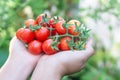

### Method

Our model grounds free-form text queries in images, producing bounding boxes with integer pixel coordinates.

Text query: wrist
[31,57,63,80]
[0,56,37,80]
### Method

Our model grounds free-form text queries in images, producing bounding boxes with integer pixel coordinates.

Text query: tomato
[59,37,72,51]
[55,21,66,35]
[48,18,57,35]
[16,28,35,43]
[48,16,66,35]
[28,40,42,55]
[24,19,36,28]
[35,27,50,42]
[68,20,80,36]
[47,19,56,35]
[36,14,44,25]
[36,14,50,26]
[42,39,57,55]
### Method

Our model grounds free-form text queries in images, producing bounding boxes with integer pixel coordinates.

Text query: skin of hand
[0,36,41,80]
[31,40,94,80]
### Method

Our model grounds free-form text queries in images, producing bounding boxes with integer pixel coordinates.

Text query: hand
[31,40,94,80]
[0,36,41,80]
[9,36,41,63]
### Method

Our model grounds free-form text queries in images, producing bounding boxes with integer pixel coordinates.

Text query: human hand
[0,36,41,80]
[9,36,41,63]
[31,40,94,80]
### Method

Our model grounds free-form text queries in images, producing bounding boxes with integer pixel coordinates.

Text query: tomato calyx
[51,34,60,51]
[41,14,49,23]
[29,25,41,31]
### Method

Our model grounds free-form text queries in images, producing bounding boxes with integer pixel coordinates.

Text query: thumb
[9,36,27,53]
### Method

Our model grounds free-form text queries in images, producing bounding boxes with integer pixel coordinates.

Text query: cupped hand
[0,36,42,80]
[9,36,41,63]
[31,40,94,80]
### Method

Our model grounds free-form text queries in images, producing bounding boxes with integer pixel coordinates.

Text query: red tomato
[60,37,72,51]
[68,20,80,36]
[36,14,44,25]
[28,40,42,55]
[55,21,66,35]
[48,18,55,27]
[16,28,35,43]
[35,27,50,42]
[36,14,50,26]
[48,16,65,35]
[24,19,36,28]
[49,16,65,24]
[42,39,57,55]
[48,18,57,35]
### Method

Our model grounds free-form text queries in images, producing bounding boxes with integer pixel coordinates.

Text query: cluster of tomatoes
[16,14,90,55]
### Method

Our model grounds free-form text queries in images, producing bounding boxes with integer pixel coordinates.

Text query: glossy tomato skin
[55,21,66,35]
[42,39,57,55]
[68,20,80,36]
[36,14,50,26]
[48,16,65,35]
[28,40,42,55]
[36,14,43,25]
[24,19,36,28]
[48,18,57,35]
[35,27,50,42]
[60,37,72,51]
[16,28,35,43]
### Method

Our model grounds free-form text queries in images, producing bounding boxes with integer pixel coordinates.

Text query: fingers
[9,36,27,53]
[55,39,94,60]
[85,39,94,57]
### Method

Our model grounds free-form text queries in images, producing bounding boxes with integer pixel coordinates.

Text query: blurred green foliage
[0,0,120,80]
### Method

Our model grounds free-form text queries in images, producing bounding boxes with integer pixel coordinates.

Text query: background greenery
[0,0,120,80]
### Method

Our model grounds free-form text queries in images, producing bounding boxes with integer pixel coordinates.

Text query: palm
[9,37,41,63]
[39,41,94,75]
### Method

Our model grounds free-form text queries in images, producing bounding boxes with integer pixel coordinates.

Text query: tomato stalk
[51,34,59,51]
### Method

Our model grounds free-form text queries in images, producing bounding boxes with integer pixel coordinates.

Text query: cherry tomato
[42,39,57,55]
[36,14,50,26]
[28,40,42,55]
[36,14,44,25]
[24,19,36,28]
[59,37,72,51]
[16,28,35,43]
[48,16,66,35]
[35,27,50,42]
[55,21,66,35]
[48,18,57,35]
[68,20,80,36]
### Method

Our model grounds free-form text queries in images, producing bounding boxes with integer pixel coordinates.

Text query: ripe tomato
[36,14,44,25]
[68,20,80,36]
[59,37,72,51]
[42,39,57,55]
[16,28,35,43]
[24,19,36,28]
[36,14,50,26]
[55,21,66,35]
[35,27,50,42]
[48,16,65,35]
[28,40,42,55]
